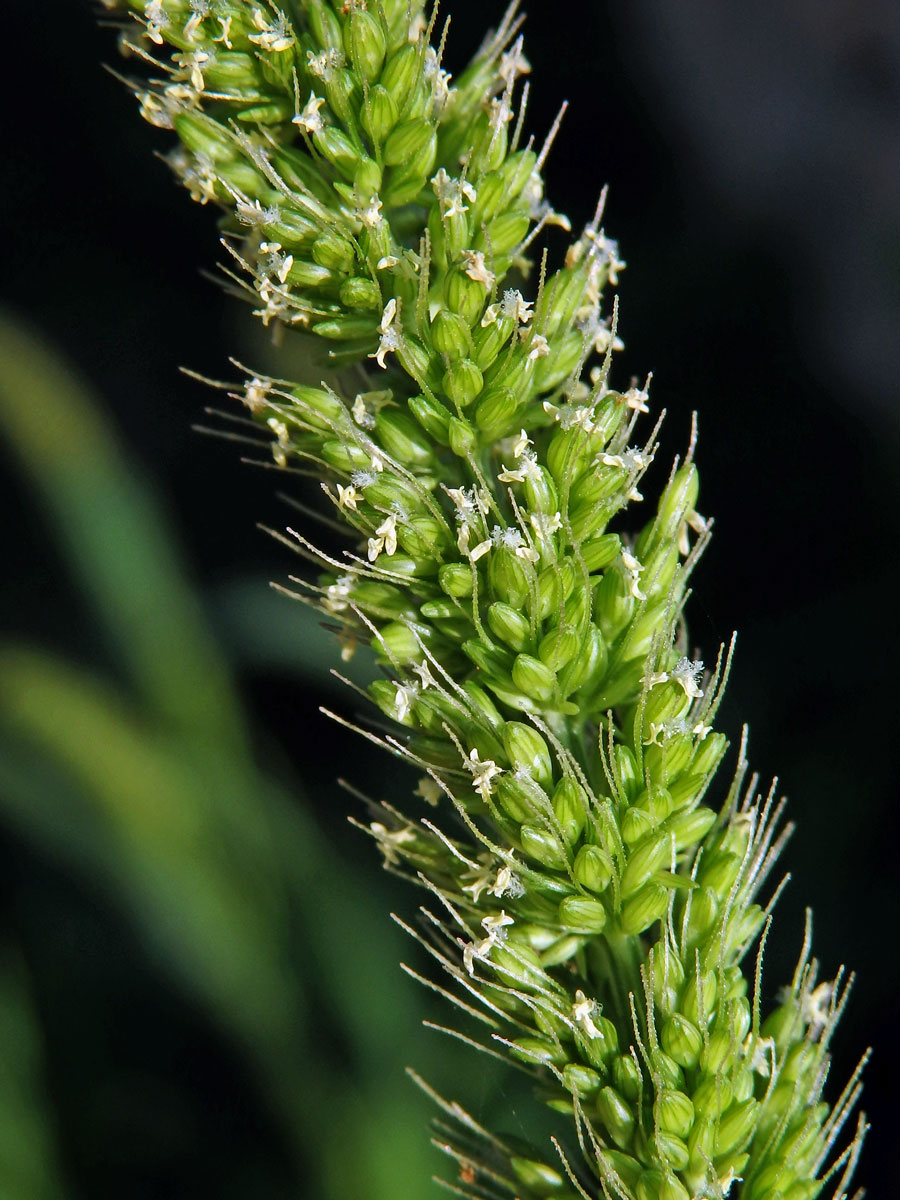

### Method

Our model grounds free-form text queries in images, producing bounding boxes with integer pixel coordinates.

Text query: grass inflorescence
[101,3,868,1197]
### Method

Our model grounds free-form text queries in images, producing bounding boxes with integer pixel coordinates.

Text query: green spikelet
[102,3,868,1197]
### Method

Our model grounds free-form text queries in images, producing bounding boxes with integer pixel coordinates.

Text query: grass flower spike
[102,2,868,1197]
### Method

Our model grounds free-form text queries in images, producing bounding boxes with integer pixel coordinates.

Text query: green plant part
[102,2,868,1197]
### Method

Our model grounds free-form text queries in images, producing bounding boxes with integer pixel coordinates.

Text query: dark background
[1,1,897,1195]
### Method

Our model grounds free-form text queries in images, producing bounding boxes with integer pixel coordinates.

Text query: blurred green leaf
[212,576,379,688]
[0,314,440,1199]
[0,646,300,1047]
[0,312,243,745]
[0,644,437,1197]
[0,951,66,1200]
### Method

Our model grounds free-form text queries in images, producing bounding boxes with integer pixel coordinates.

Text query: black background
[1,1,898,1194]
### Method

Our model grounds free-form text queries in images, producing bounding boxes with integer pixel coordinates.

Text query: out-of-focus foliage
[0,315,439,1199]
[0,951,65,1200]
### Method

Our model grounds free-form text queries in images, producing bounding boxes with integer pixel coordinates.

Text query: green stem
[589,927,645,1028]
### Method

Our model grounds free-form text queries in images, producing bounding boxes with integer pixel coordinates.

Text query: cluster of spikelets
[104,2,868,1197]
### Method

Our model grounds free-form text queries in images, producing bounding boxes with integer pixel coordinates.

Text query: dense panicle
[104,3,866,1197]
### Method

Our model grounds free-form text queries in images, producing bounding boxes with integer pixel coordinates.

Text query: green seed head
[107,2,866,1196]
